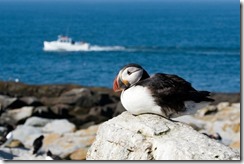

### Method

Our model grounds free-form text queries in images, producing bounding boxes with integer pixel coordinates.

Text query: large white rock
[24,116,53,127]
[86,112,240,160]
[176,102,240,151]
[3,106,33,124]
[42,119,76,135]
[12,125,42,149]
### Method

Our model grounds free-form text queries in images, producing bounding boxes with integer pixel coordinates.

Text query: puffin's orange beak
[113,75,129,92]
[113,76,120,92]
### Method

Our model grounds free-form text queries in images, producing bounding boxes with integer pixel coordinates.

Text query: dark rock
[33,106,50,115]
[1,80,239,132]
[20,97,43,107]
[32,106,64,119]
[98,93,115,106]
[113,101,126,117]
[0,149,16,160]
[60,88,94,106]
[69,114,107,128]
[0,106,4,117]
[210,93,240,105]
[0,95,27,110]
[50,104,72,116]
[24,117,53,127]
[0,81,81,98]
[75,91,99,108]
[203,106,218,116]
[89,103,117,118]
[40,97,59,107]
[0,81,118,99]
[1,107,34,125]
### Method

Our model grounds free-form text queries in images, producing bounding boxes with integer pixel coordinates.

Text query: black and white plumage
[113,63,214,118]
[32,135,44,155]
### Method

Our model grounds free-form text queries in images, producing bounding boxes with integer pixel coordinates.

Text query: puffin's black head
[113,63,150,92]
[35,135,44,141]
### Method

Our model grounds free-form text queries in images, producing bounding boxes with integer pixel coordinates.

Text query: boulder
[12,125,42,148]
[19,97,43,107]
[69,148,88,160]
[0,147,48,160]
[1,107,34,124]
[87,112,240,160]
[55,88,94,106]
[176,102,240,151]
[210,93,240,105]
[40,124,98,159]
[42,125,98,159]
[113,101,126,117]
[0,95,27,110]
[32,106,55,118]
[50,104,72,116]
[0,147,30,160]
[24,117,53,127]
[42,119,76,135]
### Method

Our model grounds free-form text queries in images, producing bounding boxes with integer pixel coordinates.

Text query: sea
[0,0,240,93]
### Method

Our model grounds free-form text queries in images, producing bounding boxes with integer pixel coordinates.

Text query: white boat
[43,35,90,51]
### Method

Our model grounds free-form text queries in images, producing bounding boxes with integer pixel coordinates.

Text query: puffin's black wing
[136,73,214,112]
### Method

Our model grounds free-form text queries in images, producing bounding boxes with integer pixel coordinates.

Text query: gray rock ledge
[86,112,240,160]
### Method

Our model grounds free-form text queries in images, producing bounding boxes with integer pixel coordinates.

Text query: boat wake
[43,35,126,52]
[43,44,126,52]
[43,36,238,55]
[86,45,126,51]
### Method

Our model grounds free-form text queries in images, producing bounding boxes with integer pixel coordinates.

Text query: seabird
[32,135,44,155]
[113,63,214,118]
[46,150,62,160]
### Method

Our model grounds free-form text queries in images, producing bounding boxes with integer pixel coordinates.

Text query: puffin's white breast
[121,86,163,116]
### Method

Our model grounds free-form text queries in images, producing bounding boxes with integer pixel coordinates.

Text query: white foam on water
[88,45,126,51]
[43,43,126,52]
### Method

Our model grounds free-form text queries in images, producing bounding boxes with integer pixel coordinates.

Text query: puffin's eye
[127,70,132,75]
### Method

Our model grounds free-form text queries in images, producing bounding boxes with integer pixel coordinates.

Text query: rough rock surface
[0,81,122,128]
[0,81,240,160]
[0,123,99,160]
[42,119,76,135]
[0,147,47,160]
[2,107,34,124]
[175,102,240,151]
[86,112,240,160]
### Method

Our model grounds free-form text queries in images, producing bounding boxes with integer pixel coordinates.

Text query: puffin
[32,135,44,155]
[113,63,214,118]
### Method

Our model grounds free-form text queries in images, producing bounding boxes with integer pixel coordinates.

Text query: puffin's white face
[113,65,144,92]
[120,66,143,86]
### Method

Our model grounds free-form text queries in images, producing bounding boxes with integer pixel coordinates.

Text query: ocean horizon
[0,0,240,93]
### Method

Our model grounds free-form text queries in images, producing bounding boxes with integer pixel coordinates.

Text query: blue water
[0,0,240,92]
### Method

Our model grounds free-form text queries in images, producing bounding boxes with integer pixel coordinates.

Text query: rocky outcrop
[0,116,99,160]
[86,112,240,160]
[0,81,122,128]
[0,147,47,160]
[0,81,241,160]
[175,102,240,152]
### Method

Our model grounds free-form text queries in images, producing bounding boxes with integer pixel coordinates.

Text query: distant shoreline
[0,80,240,105]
